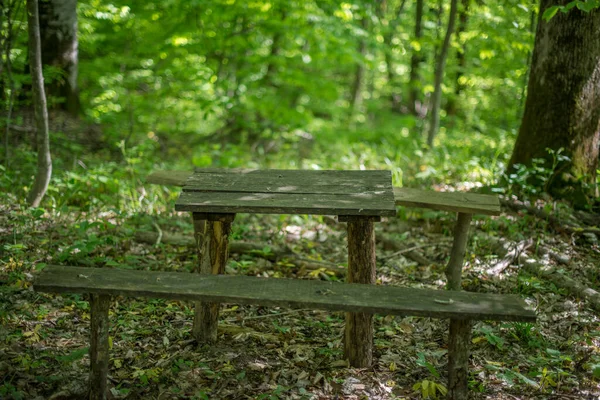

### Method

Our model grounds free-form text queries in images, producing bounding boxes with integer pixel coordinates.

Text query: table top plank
[175,191,397,216]
[185,169,391,195]
[177,169,396,216]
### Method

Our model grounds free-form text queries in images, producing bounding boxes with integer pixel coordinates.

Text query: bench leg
[343,216,377,368]
[445,212,473,399]
[89,294,110,400]
[447,320,471,400]
[192,212,234,343]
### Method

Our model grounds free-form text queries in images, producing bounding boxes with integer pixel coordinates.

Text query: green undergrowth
[1,119,599,399]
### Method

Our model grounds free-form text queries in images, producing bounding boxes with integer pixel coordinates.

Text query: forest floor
[1,190,599,400]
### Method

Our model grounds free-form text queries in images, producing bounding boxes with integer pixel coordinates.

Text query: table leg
[192,212,235,343]
[341,215,378,368]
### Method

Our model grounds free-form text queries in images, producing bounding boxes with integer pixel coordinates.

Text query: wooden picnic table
[174,168,397,367]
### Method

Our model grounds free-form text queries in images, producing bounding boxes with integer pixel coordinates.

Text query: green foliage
[412,379,448,399]
[473,325,505,350]
[503,148,571,198]
[543,1,600,21]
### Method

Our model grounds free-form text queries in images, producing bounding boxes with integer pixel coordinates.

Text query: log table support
[192,212,235,343]
[89,294,110,400]
[340,215,378,368]
[445,212,473,400]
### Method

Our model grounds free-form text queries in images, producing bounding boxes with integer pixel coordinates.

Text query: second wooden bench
[35,265,535,400]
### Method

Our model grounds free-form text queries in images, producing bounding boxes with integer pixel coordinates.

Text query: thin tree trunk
[349,15,369,116]
[408,0,424,116]
[427,0,459,147]
[447,0,469,116]
[380,0,408,112]
[509,1,600,207]
[38,0,79,116]
[518,8,538,120]
[26,0,52,207]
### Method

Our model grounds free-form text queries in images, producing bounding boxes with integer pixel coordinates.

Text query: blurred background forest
[2,0,555,199]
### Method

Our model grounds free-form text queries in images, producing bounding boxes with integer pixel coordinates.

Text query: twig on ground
[380,243,442,261]
[152,222,163,247]
[379,234,433,266]
[483,234,600,311]
[500,198,599,236]
[224,308,312,323]
[486,239,533,275]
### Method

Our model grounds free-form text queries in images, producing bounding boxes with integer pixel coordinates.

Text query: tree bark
[408,0,424,116]
[427,0,459,147]
[38,0,80,116]
[509,1,600,207]
[349,15,369,116]
[379,0,408,113]
[27,0,52,207]
[446,0,470,116]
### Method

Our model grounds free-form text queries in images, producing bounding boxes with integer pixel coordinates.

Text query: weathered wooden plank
[35,266,536,322]
[393,187,500,215]
[184,170,392,195]
[345,217,377,368]
[175,191,397,217]
[146,170,193,187]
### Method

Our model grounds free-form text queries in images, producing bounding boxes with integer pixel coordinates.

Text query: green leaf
[577,0,599,12]
[542,6,560,21]
[592,364,600,378]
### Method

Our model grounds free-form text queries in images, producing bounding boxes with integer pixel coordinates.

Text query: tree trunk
[349,15,369,116]
[446,0,469,116]
[38,0,80,116]
[408,0,424,116]
[427,0,459,147]
[27,0,52,208]
[508,1,600,207]
[380,0,408,113]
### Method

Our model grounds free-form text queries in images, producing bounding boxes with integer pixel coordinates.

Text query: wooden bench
[35,265,535,400]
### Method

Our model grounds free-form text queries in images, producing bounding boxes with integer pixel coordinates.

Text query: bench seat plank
[35,266,535,322]
[393,187,501,216]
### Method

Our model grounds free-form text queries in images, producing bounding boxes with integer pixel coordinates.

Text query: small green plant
[416,352,442,379]
[504,147,570,198]
[412,379,448,399]
[132,366,161,384]
[56,347,89,365]
[256,385,289,400]
[473,325,504,350]
[507,322,545,348]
